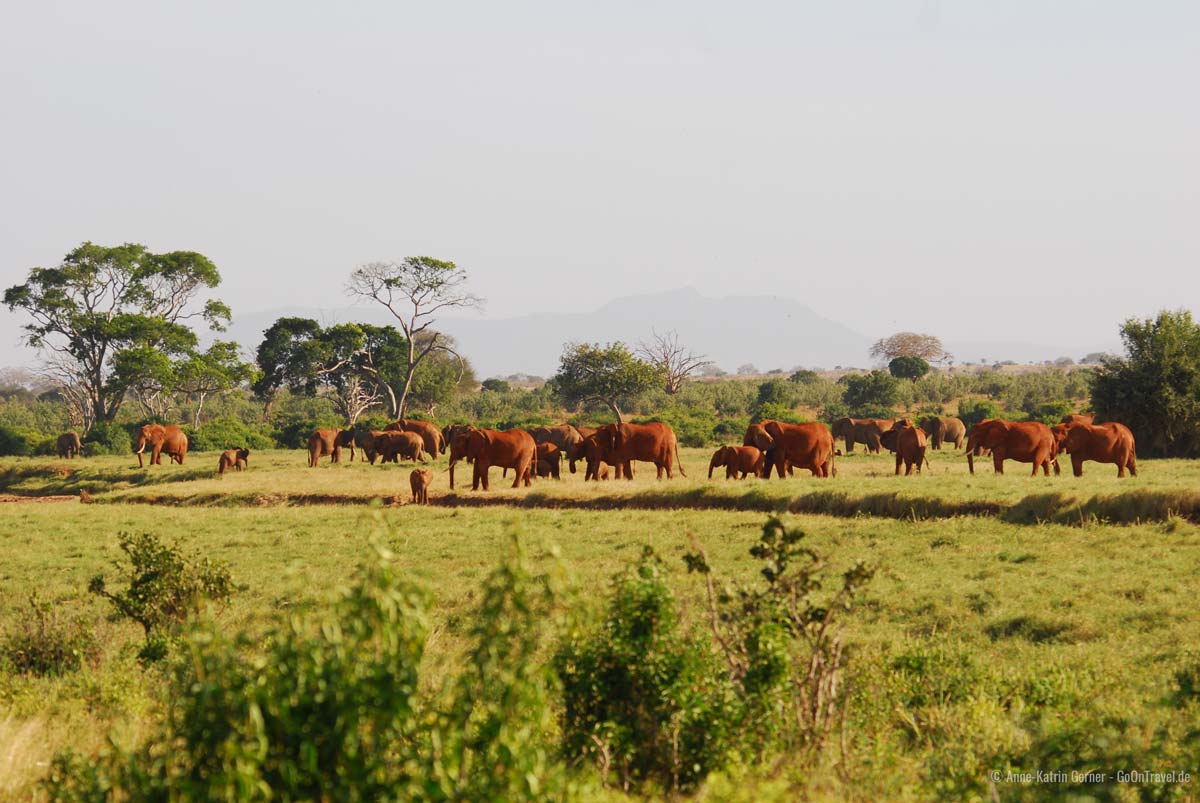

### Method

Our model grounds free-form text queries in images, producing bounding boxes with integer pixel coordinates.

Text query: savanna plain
[2,447,1199,802]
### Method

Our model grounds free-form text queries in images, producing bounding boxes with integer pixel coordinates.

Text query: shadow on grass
[0,462,215,497]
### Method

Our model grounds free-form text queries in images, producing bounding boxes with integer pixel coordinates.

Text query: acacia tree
[869,332,951,366]
[346,258,481,418]
[553,342,661,422]
[175,342,257,428]
[636,329,712,395]
[4,243,230,429]
[1090,309,1200,457]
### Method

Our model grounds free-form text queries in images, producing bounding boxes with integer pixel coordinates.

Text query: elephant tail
[674,439,686,477]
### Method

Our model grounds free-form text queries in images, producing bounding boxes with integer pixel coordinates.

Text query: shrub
[556,547,735,792]
[789,369,820,384]
[272,417,341,449]
[481,378,511,393]
[88,532,235,661]
[684,517,874,762]
[1,594,99,676]
[82,421,133,456]
[0,425,34,456]
[842,371,900,414]
[185,417,275,452]
[46,539,569,803]
[1023,400,1073,426]
[957,398,1000,429]
[752,402,806,425]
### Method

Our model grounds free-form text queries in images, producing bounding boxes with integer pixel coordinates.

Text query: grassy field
[2,448,1199,801]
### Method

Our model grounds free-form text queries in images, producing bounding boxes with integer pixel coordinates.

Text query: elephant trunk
[967,446,975,475]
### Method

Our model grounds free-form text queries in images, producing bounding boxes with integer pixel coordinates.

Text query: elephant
[410,468,433,504]
[591,422,685,480]
[760,421,835,478]
[573,425,599,439]
[966,419,1057,476]
[385,419,444,457]
[460,428,536,490]
[218,448,249,474]
[442,423,475,455]
[357,430,387,464]
[1061,413,1096,426]
[885,421,929,475]
[571,434,621,481]
[535,441,562,479]
[1053,422,1137,477]
[708,445,764,479]
[918,416,966,450]
[530,424,585,454]
[376,431,426,464]
[744,421,793,476]
[831,417,898,454]
[56,432,82,459]
[135,424,188,467]
[308,429,355,467]
[446,426,480,487]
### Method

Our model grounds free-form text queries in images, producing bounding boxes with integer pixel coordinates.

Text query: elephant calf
[410,468,433,504]
[535,442,562,479]
[708,445,764,479]
[218,448,250,474]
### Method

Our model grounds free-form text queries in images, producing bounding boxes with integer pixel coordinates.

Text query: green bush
[1023,400,1073,426]
[0,425,32,456]
[185,418,275,452]
[47,539,570,803]
[752,402,807,424]
[842,371,900,414]
[888,356,930,380]
[957,398,1000,429]
[1,594,99,676]
[88,532,235,662]
[556,547,735,792]
[82,421,133,456]
[272,417,341,449]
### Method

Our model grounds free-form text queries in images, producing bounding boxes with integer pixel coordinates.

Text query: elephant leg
[895,454,902,475]
[844,437,854,454]
[153,445,163,465]
[1127,457,1137,477]
[1072,455,1084,477]
[993,453,1004,474]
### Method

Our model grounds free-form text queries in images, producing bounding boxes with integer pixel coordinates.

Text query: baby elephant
[410,468,433,504]
[218,448,250,475]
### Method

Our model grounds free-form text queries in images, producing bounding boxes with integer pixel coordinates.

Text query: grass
[1,448,1199,800]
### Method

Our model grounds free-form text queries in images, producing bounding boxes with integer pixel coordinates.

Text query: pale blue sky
[2,1,1197,366]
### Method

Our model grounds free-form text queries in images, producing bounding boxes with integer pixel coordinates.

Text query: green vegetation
[1,450,1199,800]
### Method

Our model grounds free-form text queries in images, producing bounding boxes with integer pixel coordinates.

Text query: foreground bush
[0,594,99,676]
[88,532,235,662]
[47,539,571,802]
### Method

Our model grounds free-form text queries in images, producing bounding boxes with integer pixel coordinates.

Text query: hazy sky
[2,1,1197,366]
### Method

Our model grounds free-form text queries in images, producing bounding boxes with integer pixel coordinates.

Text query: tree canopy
[1090,309,1200,457]
[4,242,231,428]
[888,355,931,380]
[841,370,900,415]
[870,332,950,365]
[553,342,661,422]
[346,257,481,417]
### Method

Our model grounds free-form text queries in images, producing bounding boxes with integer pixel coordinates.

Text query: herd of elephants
[53,412,1138,500]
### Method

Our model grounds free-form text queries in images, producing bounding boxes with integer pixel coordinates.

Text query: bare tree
[636,329,713,395]
[328,374,382,426]
[346,257,482,417]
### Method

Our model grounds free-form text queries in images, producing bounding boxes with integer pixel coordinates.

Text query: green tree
[346,257,482,417]
[842,370,900,413]
[888,355,931,380]
[553,342,661,422]
[4,243,230,428]
[174,342,256,428]
[1090,309,1200,457]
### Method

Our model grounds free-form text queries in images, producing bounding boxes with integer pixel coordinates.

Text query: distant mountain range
[220,287,1119,379]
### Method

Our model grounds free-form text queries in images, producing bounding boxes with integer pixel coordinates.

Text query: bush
[1,594,99,676]
[481,378,511,393]
[752,402,806,425]
[789,369,820,384]
[47,538,569,803]
[185,417,275,452]
[1023,400,1073,426]
[0,425,32,456]
[957,398,1000,429]
[88,532,235,661]
[556,547,735,792]
[272,416,341,449]
[82,421,133,456]
[636,407,721,447]
[842,371,900,414]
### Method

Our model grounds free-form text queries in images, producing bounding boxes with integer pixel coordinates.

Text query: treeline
[0,366,1092,456]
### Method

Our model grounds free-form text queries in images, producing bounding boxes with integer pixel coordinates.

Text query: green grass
[2,448,1199,800]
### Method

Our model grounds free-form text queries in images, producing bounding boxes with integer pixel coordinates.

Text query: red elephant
[592,422,685,480]
[1053,421,1138,477]
[754,421,835,478]
[461,428,536,490]
[966,419,1057,476]
[135,424,188,467]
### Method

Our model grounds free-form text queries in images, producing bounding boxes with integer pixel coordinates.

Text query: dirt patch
[0,494,77,504]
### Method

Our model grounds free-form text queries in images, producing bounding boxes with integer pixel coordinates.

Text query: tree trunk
[193,393,207,429]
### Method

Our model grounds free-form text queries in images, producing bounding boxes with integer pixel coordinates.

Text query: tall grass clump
[0,595,98,677]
